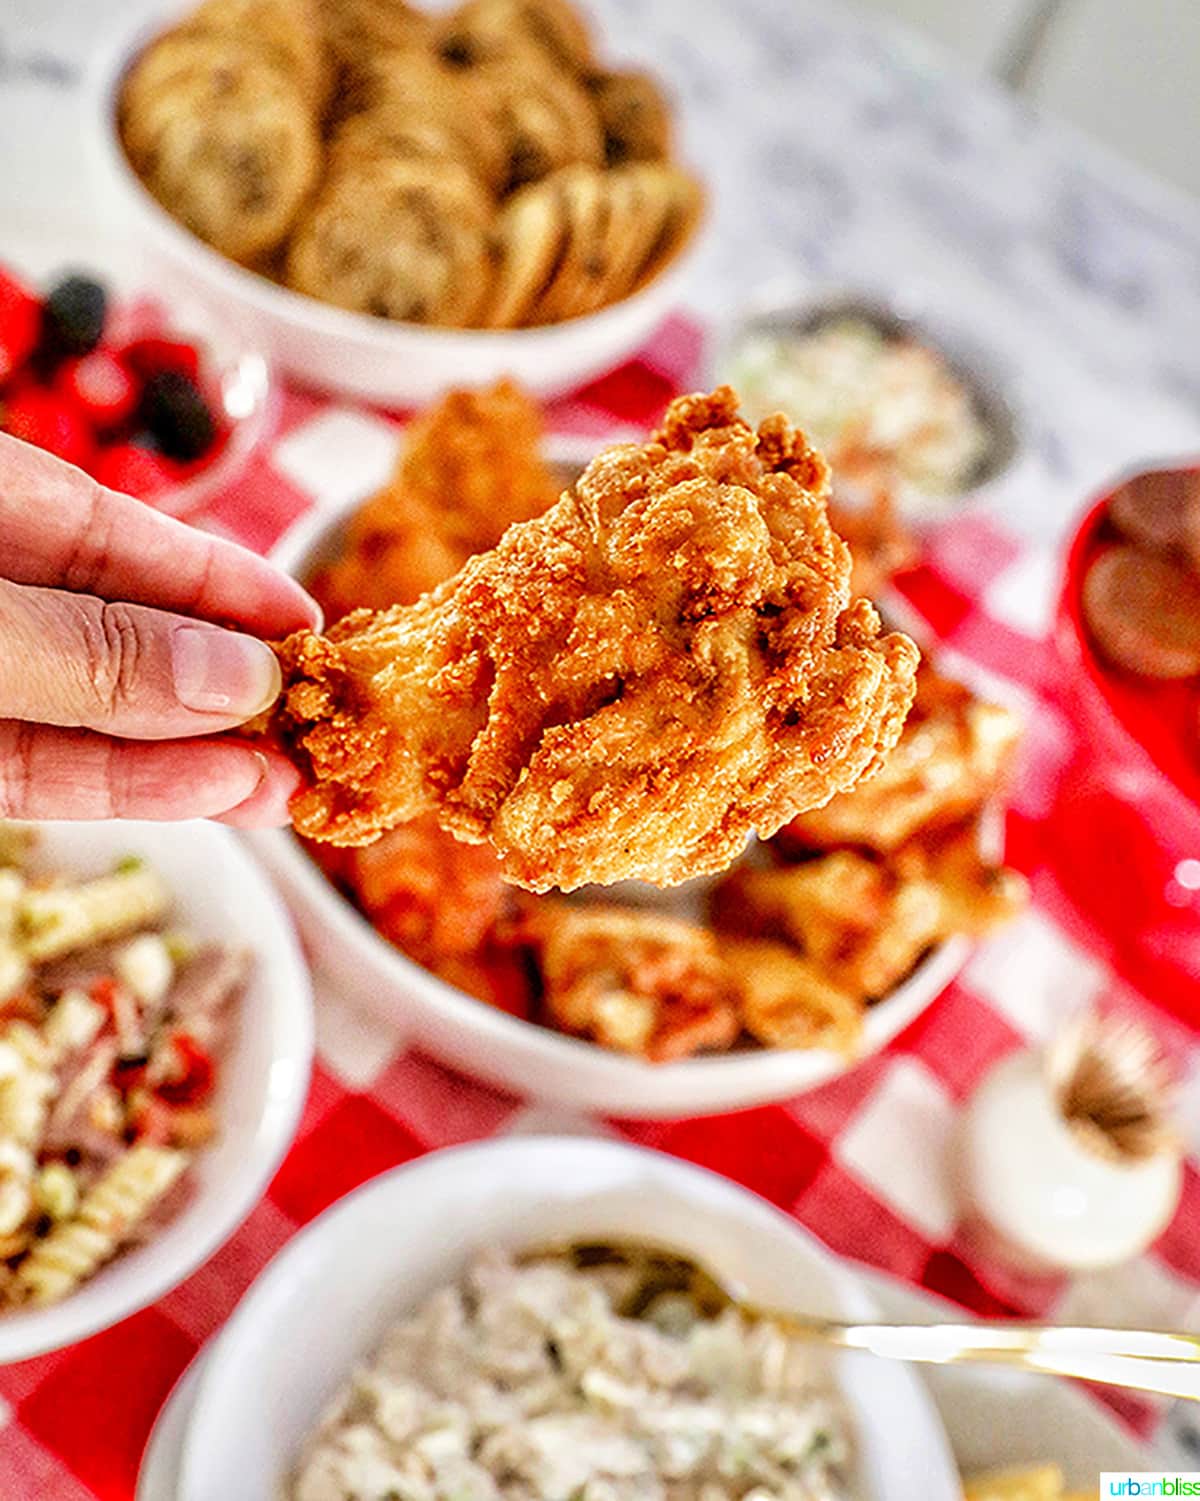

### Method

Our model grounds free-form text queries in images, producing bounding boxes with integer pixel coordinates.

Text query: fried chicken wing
[778,661,1021,855]
[269,388,920,891]
[313,380,562,620]
[521,901,739,1061]
[710,849,885,963]
[893,819,1029,938]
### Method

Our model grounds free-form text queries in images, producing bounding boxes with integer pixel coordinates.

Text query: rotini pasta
[14,1145,187,1306]
[0,868,29,1002]
[19,865,171,961]
[0,1023,54,1148]
[0,1141,34,1240]
[0,838,245,1310]
[40,989,105,1064]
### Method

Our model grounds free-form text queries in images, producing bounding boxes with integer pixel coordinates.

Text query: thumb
[0,578,281,740]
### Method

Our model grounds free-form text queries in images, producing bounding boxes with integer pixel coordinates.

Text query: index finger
[0,435,321,636]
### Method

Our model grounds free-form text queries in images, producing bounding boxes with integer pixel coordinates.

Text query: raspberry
[140,369,216,461]
[121,336,201,382]
[3,387,93,469]
[56,351,138,431]
[0,267,40,387]
[40,274,107,360]
[92,442,175,501]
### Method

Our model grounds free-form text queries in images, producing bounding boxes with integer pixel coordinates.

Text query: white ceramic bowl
[177,1136,960,1500]
[0,820,313,1362]
[87,8,705,406]
[251,474,974,1118]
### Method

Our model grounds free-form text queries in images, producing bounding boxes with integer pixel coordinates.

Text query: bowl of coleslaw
[0,819,312,1361]
[712,284,1022,522]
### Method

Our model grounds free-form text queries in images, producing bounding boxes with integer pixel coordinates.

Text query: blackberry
[40,274,107,359]
[140,369,216,461]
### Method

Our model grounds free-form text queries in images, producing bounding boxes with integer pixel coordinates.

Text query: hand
[0,434,320,825]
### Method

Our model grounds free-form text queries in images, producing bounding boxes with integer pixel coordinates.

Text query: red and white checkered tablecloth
[4,316,1200,1499]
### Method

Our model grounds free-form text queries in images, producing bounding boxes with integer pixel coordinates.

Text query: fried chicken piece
[711,850,888,966]
[711,847,940,998]
[313,380,561,621]
[306,815,531,1012]
[778,661,1020,855]
[838,875,945,997]
[893,818,1029,938]
[713,817,1026,1002]
[269,388,920,891]
[827,489,920,599]
[719,938,863,1054]
[521,901,739,1061]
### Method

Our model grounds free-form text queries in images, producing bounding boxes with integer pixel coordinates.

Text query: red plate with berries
[0,264,274,518]
[1049,469,1200,1022]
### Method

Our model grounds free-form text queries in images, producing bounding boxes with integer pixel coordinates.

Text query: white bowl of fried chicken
[252,383,1025,1116]
[91,0,705,405]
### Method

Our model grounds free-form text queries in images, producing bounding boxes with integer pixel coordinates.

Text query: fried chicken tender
[269,388,920,892]
[520,901,739,1061]
[313,380,561,620]
[779,661,1021,855]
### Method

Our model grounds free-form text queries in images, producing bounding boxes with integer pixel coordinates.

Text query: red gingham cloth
[4,316,1199,1498]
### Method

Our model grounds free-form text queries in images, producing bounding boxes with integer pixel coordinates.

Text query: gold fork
[524,1240,1200,1402]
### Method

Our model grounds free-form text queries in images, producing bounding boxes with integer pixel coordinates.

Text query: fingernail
[172,627,282,718]
[301,592,325,632]
[216,756,301,827]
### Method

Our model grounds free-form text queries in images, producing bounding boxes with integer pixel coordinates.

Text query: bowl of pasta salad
[0,819,313,1360]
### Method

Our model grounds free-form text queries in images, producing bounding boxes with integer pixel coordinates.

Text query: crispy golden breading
[306,815,531,1011]
[719,938,863,1054]
[313,381,561,620]
[779,661,1021,855]
[521,901,739,1061]
[269,388,920,891]
[893,819,1029,938]
[711,850,888,964]
[713,817,1026,1003]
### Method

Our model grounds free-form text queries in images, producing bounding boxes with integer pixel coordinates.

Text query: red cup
[1046,482,1200,1024]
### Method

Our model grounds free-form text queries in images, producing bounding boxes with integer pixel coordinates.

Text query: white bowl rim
[88,12,707,354]
[0,820,314,1361]
[180,1135,959,1499]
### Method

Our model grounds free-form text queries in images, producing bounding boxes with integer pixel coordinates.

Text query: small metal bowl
[710,282,1022,515]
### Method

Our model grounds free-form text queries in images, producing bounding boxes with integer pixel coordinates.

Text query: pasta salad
[0,825,246,1308]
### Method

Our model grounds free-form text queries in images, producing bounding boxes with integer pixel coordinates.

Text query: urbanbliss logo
[1103,1478,1200,1496]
